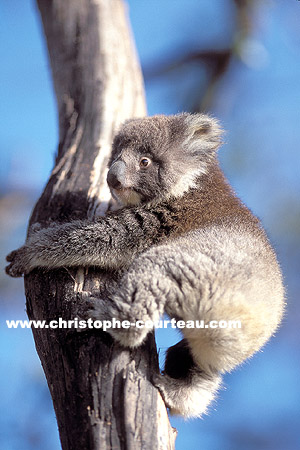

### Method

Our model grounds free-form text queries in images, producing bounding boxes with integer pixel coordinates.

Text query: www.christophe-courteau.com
[5,317,242,331]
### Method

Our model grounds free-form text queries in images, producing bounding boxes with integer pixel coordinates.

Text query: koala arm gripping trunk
[5,205,168,277]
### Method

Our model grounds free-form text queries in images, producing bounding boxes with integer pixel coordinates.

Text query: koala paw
[152,371,221,418]
[76,294,110,322]
[5,246,31,277]
[151,373,176,411]
[76,294,148,348]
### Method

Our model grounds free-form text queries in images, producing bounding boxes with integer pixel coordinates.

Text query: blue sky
[1,1,300,449]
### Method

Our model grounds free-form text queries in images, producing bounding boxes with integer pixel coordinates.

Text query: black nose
[107,171,122,190]
[107,160,126,190]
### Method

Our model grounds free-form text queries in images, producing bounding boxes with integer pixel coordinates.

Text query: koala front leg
[5,221,91,277]
[5,206,164,277]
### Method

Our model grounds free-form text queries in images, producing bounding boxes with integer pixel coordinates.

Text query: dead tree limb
[24,0,176,448]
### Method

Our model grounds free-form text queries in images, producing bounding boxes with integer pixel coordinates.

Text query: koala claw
[5,247,29,278]
[6,249,18,263]
[6,264,24,278]
[75,294,104,320]
[151,373,174,409]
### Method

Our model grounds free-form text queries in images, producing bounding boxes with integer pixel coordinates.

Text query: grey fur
[6,113,285,418]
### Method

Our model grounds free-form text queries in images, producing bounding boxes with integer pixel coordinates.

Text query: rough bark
[24,1,176,448]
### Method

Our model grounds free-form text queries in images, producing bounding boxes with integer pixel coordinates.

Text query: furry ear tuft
[184,114,224,153]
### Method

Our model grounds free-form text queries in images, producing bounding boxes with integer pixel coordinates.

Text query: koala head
[107,113,223,206]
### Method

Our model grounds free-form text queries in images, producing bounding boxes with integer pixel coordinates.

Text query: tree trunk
[24,1,176,448]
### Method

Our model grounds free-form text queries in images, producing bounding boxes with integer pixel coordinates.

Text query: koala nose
[107,160,126,190]
[107,172,122,190]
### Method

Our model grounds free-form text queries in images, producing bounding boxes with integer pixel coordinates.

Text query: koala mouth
[111,187,142,206]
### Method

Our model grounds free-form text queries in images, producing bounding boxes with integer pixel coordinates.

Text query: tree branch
[24,1,176,448]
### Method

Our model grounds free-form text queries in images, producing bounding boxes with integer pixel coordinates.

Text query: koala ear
[183,113,224,153]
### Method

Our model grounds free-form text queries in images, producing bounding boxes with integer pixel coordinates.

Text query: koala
[6,113,285,418]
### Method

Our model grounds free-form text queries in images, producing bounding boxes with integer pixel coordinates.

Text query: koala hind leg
[153,339,222,418]
[87,251,174,348]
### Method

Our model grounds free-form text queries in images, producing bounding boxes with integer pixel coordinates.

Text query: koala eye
[139,157,151,168]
